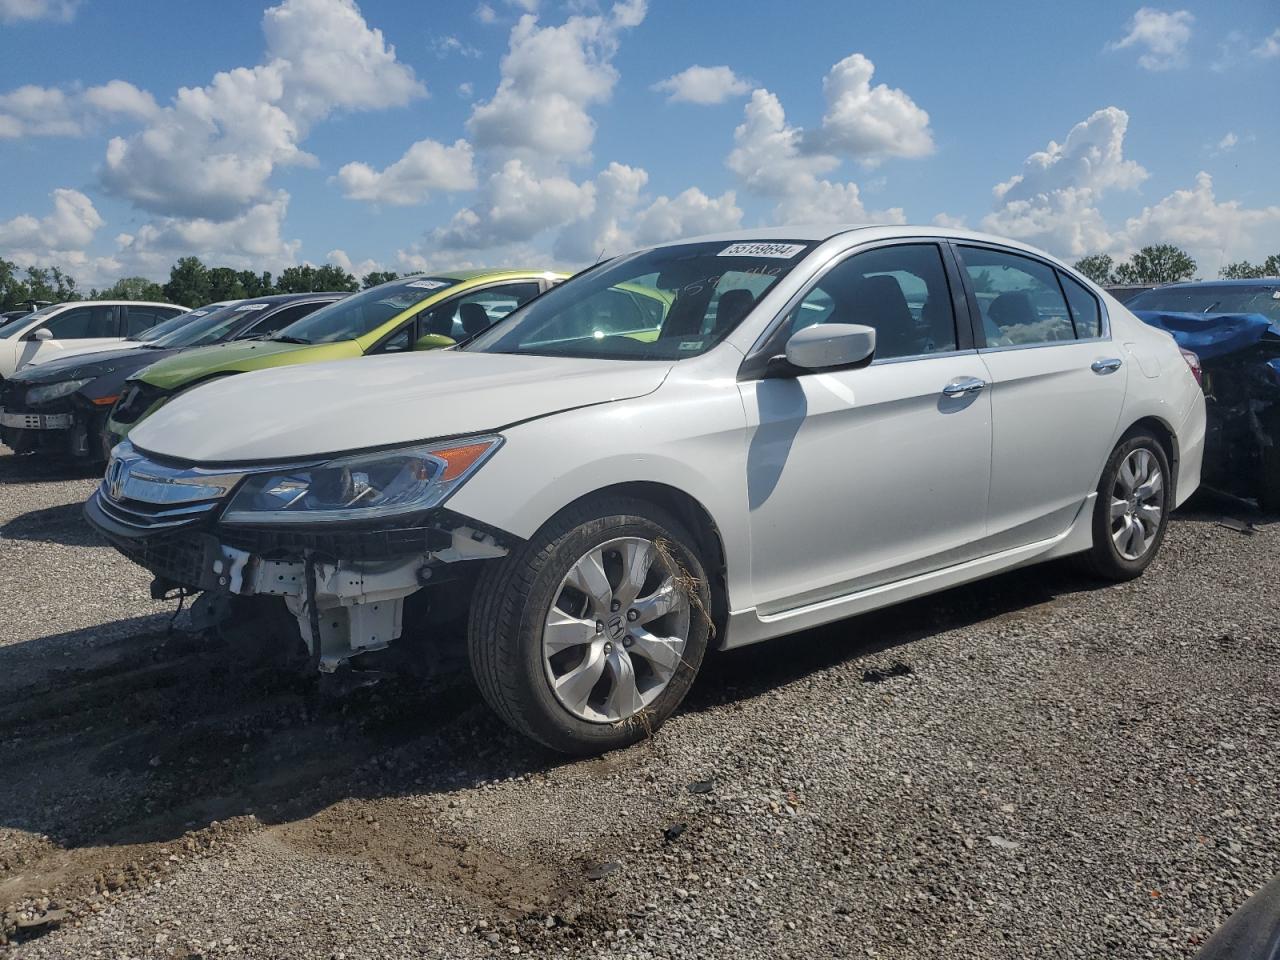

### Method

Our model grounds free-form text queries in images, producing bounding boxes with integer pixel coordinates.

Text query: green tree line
[1,255,403,311]
[1074,245,1280,285]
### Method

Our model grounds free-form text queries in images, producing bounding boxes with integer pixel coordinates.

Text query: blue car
[1128,280,1280,510]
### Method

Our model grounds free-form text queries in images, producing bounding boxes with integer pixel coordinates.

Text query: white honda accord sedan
[86,226,1206,753]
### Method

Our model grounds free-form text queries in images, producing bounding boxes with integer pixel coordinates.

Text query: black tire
[92,411,116,464]
[468,496,712,755]
[1259,411,1280,515]
[1076,430,1172,581]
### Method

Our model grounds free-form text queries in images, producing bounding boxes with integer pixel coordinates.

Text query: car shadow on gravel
[0,450,101,485]
[0,556,1107,854]
[684,560,1103,714]
[1,500,102,546]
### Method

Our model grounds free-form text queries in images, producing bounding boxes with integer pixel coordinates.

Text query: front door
[740,242,992,615]
[19,304,121,368]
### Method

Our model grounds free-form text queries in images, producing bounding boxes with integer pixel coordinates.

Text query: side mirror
[412,333,455,351]
[783,323,876,372]
[30,327,54,342]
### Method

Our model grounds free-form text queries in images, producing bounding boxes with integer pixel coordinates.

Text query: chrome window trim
[869,347,979,367]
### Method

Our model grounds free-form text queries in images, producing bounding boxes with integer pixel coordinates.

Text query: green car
[108,269,564,441]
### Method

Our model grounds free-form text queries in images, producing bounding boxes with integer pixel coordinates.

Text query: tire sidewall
[1092,432,1172,578]
[508,506,710,753]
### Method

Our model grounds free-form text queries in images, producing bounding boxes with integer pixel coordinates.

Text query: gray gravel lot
[1,444,1277,960]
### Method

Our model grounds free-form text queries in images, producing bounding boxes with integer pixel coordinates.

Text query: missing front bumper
[85,491,511,671]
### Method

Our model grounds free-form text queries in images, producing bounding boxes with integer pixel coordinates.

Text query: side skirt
[720,493,1096,650]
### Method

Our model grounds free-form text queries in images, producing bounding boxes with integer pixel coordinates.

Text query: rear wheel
[468,496,711,754]
[1077,430,1171,581]
[1259,410,1280,515]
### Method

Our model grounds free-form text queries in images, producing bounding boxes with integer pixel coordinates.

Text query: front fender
[446,380,752,609]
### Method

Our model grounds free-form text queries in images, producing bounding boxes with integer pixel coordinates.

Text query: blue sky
[0,0,1277,288]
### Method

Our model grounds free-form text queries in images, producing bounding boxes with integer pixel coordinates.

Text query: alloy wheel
[542,536,691,724]
[1110,448,1164,561]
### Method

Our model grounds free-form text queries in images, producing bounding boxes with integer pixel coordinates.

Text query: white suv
[86,226,1206,754]
[0,300,187,377]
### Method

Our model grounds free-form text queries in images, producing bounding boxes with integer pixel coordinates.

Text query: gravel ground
[1,444,1277,960]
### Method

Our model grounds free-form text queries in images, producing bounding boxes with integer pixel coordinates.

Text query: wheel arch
[1120,414,1179,504]
[554,481,732,648]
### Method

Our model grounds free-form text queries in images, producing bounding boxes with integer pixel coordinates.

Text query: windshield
[130,308,205,343]
[270,277,458,345]
[0,302,62,339]
[466,240,815,360]
[145,302,259,348]
[1128,285,1280,321]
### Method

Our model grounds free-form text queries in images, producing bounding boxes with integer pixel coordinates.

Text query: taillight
[1179,348,1202,387]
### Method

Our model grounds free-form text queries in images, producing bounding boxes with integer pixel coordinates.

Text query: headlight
[221,436,503,524]
[26,379,91,405]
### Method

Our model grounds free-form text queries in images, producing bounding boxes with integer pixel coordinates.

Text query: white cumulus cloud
[727,87,904,226]
[651,65,751,105]
[0,80,156,138]
[336,139,477,206]
[113,193,302,277]
[983,107,1147,257]
[1116,172,1280,273]
[100,0,424,221]
[467,1,645,162]
[806,53,934,163]
[1110,7,1194,70]
[0,0,78,23]
[435,159,595,250]
[0,188,104,254]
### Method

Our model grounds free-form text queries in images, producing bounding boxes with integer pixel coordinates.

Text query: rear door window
[242,301,328,339]
[1058,272,1103,338]
[958,247,1074,347]
[123,306,173,336]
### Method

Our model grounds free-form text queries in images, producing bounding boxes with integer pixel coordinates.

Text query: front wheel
[468,497,711,754]
[1076,430,1171,581]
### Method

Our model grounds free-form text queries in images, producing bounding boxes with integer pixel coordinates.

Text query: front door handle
[1091,358,1123,374]
[942,377,987,398]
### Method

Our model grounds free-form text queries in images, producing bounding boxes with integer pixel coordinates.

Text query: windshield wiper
[270,335,311,344]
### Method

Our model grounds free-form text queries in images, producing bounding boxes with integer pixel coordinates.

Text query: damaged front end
[84,438,513,670]
[1135,310,1280,509]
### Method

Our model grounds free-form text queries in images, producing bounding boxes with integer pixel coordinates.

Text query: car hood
[129,350,675,463]
[23,341,125,366]
[133,339,326,388]
[12,346,177,384]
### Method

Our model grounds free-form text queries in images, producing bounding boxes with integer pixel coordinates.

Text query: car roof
[1151,279,1280,288]
[429,268,565,282]
[41,300,186,308]
[648,223,1068,262]
[233,292,349,306]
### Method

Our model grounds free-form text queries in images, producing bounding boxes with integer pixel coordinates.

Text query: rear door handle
[1091,358,1123,374]
[942,377,986,397]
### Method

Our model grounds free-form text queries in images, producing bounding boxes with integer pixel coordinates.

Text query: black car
[0,293,347,462]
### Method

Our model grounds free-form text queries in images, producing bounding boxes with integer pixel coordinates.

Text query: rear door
[954,244,1127,550]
